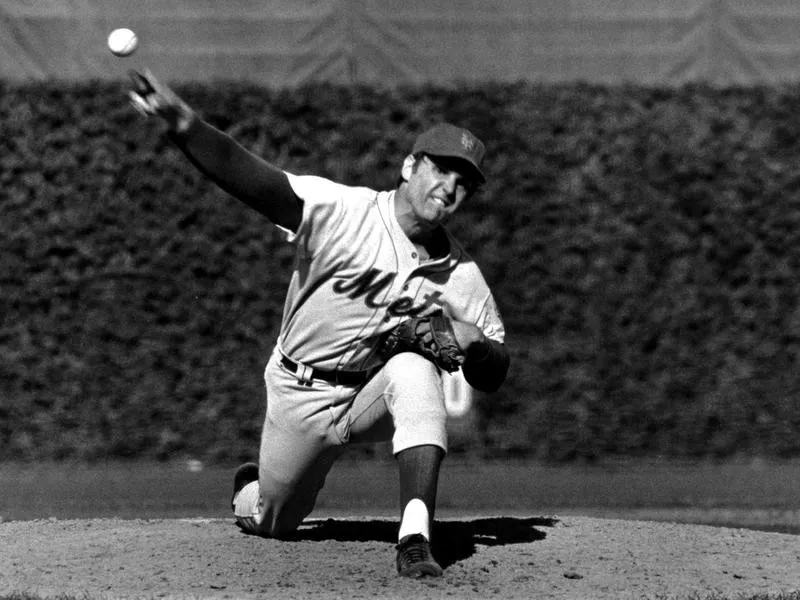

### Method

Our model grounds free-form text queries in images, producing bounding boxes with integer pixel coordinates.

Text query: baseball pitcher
[128,70,510,578]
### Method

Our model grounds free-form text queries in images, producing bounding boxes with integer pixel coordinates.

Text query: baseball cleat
[231,462,259,511]
[395,533,443,578]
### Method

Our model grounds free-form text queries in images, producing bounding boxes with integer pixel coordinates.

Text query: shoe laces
[398,534,432,565]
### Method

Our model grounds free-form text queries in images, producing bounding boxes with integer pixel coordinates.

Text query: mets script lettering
[332,268,443,316]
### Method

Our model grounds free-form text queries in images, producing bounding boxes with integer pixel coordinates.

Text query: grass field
[2,456,799,533]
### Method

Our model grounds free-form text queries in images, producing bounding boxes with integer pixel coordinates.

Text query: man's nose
[440,172,457,195]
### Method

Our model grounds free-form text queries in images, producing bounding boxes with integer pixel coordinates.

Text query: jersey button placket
[401,278,421,308]
[400,274,414,297]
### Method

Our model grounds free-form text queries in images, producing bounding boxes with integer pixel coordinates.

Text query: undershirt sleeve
[463,339,510,393]
[170,119,303,231]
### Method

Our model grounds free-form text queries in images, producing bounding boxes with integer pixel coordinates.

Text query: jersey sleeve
[476,292,506,344]
[280,173,350,254]
[282,174,381,264]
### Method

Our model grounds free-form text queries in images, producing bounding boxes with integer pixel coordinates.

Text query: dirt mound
[1,516,798,599]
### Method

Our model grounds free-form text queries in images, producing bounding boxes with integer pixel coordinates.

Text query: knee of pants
[382,352,448,452]
[245,510,303,540]
[245,450,340,539]
[382,352,445,398]
[238,485,312,539]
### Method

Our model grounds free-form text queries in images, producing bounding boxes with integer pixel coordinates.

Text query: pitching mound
[1,516,798,599]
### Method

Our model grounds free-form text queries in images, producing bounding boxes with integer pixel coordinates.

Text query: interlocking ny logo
[461,132,475,152]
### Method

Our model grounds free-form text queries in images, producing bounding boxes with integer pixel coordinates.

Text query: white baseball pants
[235,347,449,537]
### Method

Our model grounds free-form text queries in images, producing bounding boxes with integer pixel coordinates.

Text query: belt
[280,355,372,386]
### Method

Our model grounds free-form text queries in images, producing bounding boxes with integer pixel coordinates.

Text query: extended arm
[171,119,302,231]
[128,70,302,231]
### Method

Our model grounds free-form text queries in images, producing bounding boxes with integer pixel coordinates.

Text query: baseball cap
[412,123,486,184]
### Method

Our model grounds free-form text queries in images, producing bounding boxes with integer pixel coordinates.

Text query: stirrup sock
[398,498,430,542]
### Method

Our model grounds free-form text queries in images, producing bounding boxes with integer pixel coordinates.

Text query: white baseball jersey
[275,172,505,409]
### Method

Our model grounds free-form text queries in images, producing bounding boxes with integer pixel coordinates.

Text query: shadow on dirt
[287,516,558,568]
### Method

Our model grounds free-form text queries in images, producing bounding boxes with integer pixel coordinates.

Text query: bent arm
[450,320,510,393]
[171,119,302,232]
[461,338,510,393]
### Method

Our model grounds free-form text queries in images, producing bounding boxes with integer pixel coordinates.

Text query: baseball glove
[380,313,466,372]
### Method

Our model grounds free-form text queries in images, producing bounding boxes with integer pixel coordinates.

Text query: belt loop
[295,361,314,386]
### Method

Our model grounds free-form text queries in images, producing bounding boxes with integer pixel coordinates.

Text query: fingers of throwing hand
[128,91,155,117]
[127,69,171,115]
[126,69,195,132]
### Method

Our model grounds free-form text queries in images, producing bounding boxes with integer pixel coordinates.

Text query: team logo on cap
[461,132,475,152]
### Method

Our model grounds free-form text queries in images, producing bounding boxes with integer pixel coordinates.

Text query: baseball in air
[107,28,138,57]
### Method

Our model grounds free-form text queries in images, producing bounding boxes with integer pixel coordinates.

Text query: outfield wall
[3,0,800,86]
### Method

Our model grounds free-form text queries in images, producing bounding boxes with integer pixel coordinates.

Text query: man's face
[401,154,478,225]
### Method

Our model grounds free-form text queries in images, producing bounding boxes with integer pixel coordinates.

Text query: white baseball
[107,28,138,57]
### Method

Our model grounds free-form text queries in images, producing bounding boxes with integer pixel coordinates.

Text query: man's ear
[400,154,416,182]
